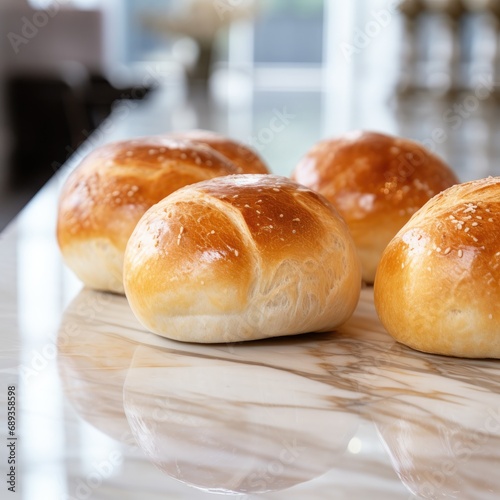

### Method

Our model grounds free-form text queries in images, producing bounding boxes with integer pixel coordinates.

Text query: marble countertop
[2,80,500,500]
[56,286,500,499]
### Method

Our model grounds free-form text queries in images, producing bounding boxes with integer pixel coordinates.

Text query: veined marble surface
[2,81,500,499]
[2,195,500,500]
[52,286,500,500]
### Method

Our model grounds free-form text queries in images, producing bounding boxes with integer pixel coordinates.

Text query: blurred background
[1,0,500,230]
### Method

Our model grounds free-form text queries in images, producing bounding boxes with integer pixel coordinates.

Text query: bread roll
[169,130,269,174]
[57,137,240,294]
[123,174,361,343]
[292,131,458,283]
[374,176,500,358]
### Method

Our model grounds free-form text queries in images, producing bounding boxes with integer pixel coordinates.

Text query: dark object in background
[5,73,152,191]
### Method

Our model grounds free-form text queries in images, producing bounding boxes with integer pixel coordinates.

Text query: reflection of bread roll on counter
[57,136,239,294]
[124,174,361,343]
[123,346,359,495]
[375,177,500,358]
[292,131,458,283]
[57,289,139,443]
[56,288,362,497]
[369,358,500,499]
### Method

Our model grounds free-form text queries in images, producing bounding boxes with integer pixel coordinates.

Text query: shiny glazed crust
[168,130,269,174]
[292,131,459,283]
[123,175,362,343]
[57,136,240,293]
[374,177,500,358]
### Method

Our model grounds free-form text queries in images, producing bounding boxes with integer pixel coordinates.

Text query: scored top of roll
[123,174,361,343]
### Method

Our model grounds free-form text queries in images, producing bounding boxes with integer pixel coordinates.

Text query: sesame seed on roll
[123,174,361,343]
[57,136,240,294]
[292,131,459,283]
[374,177,500,358]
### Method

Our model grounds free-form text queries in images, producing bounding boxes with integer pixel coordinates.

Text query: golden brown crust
[374,177,500,358]
[124,174,362,343]
[292,131,459,282]
[168,130,269,174]
[57,136,240,293]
